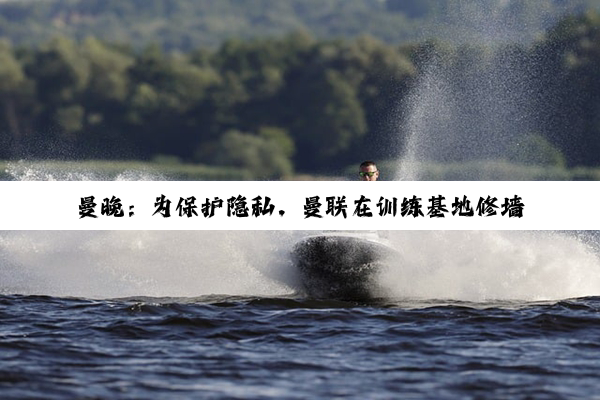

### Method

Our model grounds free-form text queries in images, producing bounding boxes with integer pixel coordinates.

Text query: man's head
[359,161,379,181]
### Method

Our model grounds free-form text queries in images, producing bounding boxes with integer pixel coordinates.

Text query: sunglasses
[359,171,378,177]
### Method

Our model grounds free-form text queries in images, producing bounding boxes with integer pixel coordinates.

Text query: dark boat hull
[291,234,397,300]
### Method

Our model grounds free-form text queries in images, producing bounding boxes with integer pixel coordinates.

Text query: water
[2,231,600,301]
[2,230,600,398]
[395,1,568,181]
[0,160,169,182]
[2,295,600,399]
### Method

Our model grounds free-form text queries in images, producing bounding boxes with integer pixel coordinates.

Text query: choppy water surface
[1,230,600,399]
[2,295,600,399]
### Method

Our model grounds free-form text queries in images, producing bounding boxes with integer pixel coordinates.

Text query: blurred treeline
[2,0,597,50]
[0,32,415,177]
[0,1,599,178]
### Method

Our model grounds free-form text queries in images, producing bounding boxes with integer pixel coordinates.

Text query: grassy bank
[2,159,600,181]
[365,160,600,181]
[0,160,254,181]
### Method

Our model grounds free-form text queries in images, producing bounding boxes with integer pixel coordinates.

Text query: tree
[82,37,134,104]
[507,133,567,167]
[21,36,90,150]
[386,0,432,18]
[123,44,222,159]
[212,129,294,179]
[535,11,600,166]
[27,36,90,105]
[0,39,26,153]
[284,67,367,171]
[336,35,415,161]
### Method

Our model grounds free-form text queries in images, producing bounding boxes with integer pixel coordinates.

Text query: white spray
[0,230,303,299]
[395,1,568,180]
[1,229,600,301]
[381,231,600,301]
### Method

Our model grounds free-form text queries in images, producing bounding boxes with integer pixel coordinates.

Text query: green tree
[336,36,415,161]
[27,36,90,105]
[23,36,90,146]
[386,0,434,18]
[124,44,221,158]
[258,126,295,159]
[536,11,600,166]
[82,37,134,104]
[212,129,293,179]
[0,39,26,152]
[55,105,85,138]
[285,67,367,171]
[507,133,567,167]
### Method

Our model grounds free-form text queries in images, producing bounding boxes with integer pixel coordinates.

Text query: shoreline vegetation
[1,1,600,178]
[2,159,600,181]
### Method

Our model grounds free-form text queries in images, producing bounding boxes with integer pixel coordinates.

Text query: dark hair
[360,160,376,168]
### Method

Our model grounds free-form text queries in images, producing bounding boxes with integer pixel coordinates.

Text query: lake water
[1,230,600,399]
[2,295,600,399]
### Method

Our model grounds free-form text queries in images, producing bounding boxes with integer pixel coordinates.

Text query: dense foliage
[0,3,599,178]
[0,0,598,50]
[0,32,416,177]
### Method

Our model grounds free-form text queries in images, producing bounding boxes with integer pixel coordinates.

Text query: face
[359,164,379,181]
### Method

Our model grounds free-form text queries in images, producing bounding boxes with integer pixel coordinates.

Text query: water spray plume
[1,229,599,301]
[395,1,568,181]
[5,160,166,181]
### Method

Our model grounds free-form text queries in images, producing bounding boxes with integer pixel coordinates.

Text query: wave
[4,160,165,181]
[1,230,599,301]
